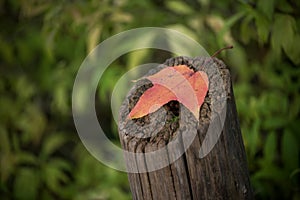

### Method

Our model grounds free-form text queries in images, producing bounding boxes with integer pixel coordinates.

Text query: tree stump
[118,57,253,200]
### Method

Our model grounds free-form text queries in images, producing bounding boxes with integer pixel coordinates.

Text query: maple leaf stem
[211,45,233,58]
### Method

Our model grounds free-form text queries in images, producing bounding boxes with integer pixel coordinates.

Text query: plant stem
[211,45,233,58]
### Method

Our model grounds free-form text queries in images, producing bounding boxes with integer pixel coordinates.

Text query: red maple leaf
[128,65,209,120]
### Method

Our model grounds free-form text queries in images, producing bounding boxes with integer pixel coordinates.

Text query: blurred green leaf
[106,186,131,200]
[13,168,40,200]
[127,49,150,69]
[74,187,108,200]
[276,0,294,13]
[282,131,299,171]
[253,165,285,181]
[87,25,102,53]
[99,65,125,104]
[248,120,261,158]
[257,0,274,20]
[14,76,35,101]
[43,163,69,193]
[16,104,46,145]
[289,95,300,119]
[52,85,69,115]
[217,11,245,47]
[227,44,248,80]
[240,14,255,44]
[262,117,287,130]
[254,11,270,44]
[271,14,296,57]
[41,133,69,158]
[49,158,72,172]
[290,168,300,189]
[166,1,193,15]
[17,152,37,165]
[283,34,300,65]
[0,36,14,64]
[166,24,199,41]
[0,126,10,153]
[263,132,277,163]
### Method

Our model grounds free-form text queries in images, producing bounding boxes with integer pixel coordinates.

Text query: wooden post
[118,57,253,200]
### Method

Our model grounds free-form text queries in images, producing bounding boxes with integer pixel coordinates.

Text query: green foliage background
[0,0,299,199]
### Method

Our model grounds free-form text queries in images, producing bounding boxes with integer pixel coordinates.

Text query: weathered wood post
[118,56,253,200]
